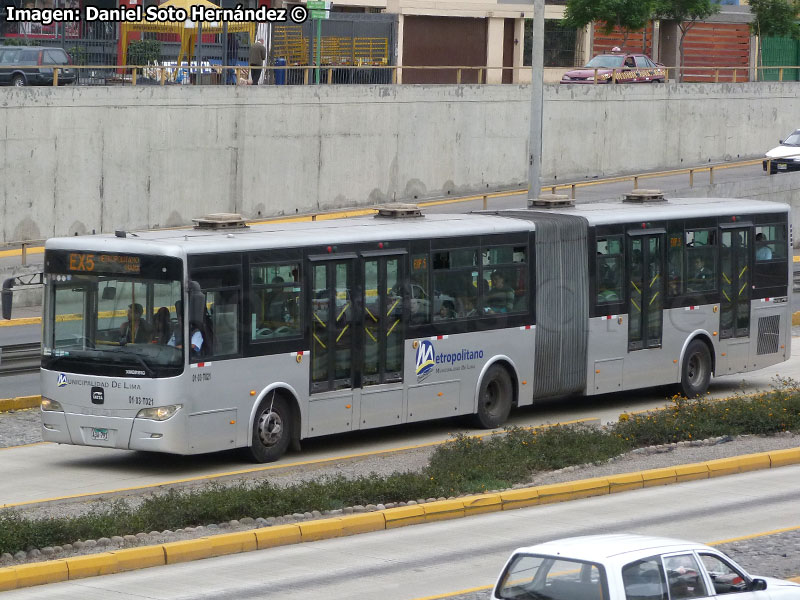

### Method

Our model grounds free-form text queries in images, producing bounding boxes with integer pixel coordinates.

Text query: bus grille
[756,315,780,355]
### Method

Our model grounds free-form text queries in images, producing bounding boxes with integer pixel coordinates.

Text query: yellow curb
[792,311,800,327]
[640,467,678,487]
[111,546,166,571]
[0,567,17,592]
[0,396,42,412]
[500,486,539,510]
[208,531,258,557]
[535,481,580,505]
[421,498,465,522]
[298,517,344,542]
[162,538,214,564]
[255,524,302,549]
[0,246,44,259]
[769,447,800,468]
[383,504,426,529]
[340,512,386,536]
[13,560,68,588]
[607,472,643,493]
[706,454,771,477]
[65,553,119,579]
[2,446,800,592]
[0,317,41,327]
[674,462,710,482]
[461,493,502,515]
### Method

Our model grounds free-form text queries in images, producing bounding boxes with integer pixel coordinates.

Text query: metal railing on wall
[15,63,800,86]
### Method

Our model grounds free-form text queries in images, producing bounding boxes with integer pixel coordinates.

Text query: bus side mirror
[101,286,116,300]
[188,280,205,324]
[1,278,13,320]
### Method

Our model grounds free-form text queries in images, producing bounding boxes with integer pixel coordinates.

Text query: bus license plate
[91,428,108,441]
[777,163,787,170]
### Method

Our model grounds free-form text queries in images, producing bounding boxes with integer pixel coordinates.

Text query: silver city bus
[28,198,791,462]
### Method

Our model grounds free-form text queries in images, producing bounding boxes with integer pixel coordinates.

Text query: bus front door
[359,254,405,429]
[628,232,665,351]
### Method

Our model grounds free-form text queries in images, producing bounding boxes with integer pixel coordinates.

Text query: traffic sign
[307,0,329,19]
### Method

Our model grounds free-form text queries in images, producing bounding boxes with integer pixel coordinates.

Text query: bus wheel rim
[687,354,704,386]
[258,411,283,447]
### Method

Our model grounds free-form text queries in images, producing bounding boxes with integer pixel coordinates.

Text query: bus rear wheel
[678,339,712,398]
[247,394,292,463]
[472,364,513,429]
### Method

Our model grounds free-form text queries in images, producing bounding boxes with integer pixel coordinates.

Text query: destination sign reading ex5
[68,253,141,274]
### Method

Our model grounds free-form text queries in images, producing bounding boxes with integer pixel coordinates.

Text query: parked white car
[492,533,800,600]
[763,129,800,173]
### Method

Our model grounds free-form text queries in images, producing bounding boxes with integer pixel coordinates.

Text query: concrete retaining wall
[1,82,800,243]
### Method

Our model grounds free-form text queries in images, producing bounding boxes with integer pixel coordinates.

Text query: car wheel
[677,339,712,398]
[246,392,293,462]
[12,75,25,87]
[472,364,513,428]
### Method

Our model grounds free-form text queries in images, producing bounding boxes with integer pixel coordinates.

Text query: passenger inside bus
[688,256,712,292]
[486,271,514,313]
[151,306,172,344]
[168,300,205,356]
[119,303,152,344]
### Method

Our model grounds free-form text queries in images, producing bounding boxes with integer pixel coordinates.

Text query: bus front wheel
[472,364,513,429]
[679,339,712,398]
[248,394,292,463]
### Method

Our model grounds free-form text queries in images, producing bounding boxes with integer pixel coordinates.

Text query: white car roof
[512,534,709,563]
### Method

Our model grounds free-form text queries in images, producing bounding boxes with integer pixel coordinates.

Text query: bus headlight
[41,397,63,412]
[136,404,182,421]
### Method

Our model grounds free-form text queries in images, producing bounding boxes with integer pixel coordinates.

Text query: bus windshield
[42,273,184,378]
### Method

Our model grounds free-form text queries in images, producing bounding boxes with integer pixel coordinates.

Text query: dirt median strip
[1,446,799,592]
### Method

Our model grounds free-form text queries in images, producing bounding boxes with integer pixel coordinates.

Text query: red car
[561,49,666,84]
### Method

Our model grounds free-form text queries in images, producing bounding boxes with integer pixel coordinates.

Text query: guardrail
[7,63,800,87]
[0,342,40,376]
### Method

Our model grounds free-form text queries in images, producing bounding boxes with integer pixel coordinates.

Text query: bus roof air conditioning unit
[374,204,423,219]
[531,194,574,208]
[192,213,250,230]
[623,189,666,203]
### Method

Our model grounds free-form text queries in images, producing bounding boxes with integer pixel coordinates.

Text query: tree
[748,0,800,79]
[563,0,655,51]
[653,0,720,81]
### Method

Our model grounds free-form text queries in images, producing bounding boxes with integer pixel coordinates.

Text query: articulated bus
[27,197,791,461]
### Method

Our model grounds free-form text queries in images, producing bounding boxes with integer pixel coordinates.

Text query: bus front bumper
[41,411,189,454]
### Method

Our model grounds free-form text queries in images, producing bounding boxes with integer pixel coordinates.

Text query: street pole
[527,0,545,207]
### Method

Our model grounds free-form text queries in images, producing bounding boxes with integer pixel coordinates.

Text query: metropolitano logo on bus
[415,339,484,383]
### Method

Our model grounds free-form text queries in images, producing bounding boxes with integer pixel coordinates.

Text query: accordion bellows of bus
[29,197,791,462]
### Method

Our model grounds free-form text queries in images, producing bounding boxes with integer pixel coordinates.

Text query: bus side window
[189,264,242,360]
[685,229,717,293]
[483,245,527,314]
[410,253,430,325]
[250,263,302,340]
[667,232,683,296]
[755,225,785,261]
[595,236,623,303]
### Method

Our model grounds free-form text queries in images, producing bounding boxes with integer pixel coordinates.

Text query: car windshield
[783,130,800,146]
[584,55,624,69]
[42,272,184,378]
[495,553,607,600]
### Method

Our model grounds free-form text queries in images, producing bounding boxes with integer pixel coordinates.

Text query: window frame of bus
[248,259,303,342]
[410,232,532,336]
[752,212,789,298]
[593,233,625,307]
[187,253,244,362]
[242,250,306,357]
[589,224,626,317]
